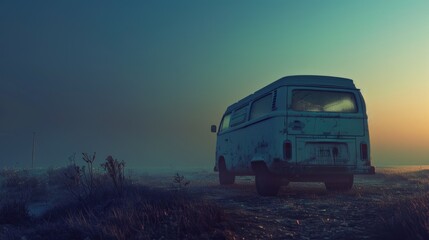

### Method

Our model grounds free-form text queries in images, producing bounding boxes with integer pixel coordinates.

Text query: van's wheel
[255,171,281,196]
[218,160,235,185]
[325,174,354,191]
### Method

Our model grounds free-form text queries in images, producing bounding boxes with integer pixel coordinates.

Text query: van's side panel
[358,91,372,163]
[248,114,285,172]
[216,113,234,171]
[216,87,289,175]
[226,114,284,175]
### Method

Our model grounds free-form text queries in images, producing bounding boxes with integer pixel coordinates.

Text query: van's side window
[292,90,357,113]
[250,93,273,119]
[219,113,231,132]
[230,105,248,127]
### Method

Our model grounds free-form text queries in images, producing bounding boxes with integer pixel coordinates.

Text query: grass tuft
[383,193,429,240]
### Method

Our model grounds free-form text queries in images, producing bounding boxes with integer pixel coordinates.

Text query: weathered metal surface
[214,75,374,180]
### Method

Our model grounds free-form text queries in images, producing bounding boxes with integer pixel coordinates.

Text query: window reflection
[292,90,357,113]
[220,114,231,132]
[250,94,273,119]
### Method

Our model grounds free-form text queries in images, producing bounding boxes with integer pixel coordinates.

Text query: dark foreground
[1,167,429,240]
[147,167,429,240]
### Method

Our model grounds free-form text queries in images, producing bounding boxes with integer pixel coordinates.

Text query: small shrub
[47,165,78,188]
[82,152,97,195]
[172,172,190,192]
[101,155,125,197]
[63,152,99,203]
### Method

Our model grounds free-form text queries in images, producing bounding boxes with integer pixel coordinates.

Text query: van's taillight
[284,141,292,161]
[361,143,368,161]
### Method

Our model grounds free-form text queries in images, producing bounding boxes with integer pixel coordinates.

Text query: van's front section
[278,86,374,179]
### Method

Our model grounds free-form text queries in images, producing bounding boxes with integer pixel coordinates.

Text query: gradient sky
[1,0,428,169]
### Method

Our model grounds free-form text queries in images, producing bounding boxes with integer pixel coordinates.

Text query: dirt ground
[141,167,429,240]
[3,166,427,239]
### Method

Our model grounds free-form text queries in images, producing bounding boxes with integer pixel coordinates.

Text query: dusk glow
[1,0,428,168]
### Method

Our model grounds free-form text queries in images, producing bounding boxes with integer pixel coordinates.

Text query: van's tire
[255,172,281,196]
[218,160,235,185]
[325,174,354,191]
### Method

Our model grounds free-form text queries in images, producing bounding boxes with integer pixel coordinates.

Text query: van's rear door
[286,87,365,166]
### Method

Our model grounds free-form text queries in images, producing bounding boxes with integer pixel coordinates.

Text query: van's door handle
[225,139,229,142]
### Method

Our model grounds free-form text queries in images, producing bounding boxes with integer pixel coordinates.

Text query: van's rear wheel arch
[252,161,281,196]
[218,157,235,185]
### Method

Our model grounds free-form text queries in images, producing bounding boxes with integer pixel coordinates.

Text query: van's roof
[272,75,355,89]
[227,75,357,112]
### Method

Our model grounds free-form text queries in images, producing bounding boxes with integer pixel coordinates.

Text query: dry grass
[0,164,234,240]
[61,188,229,239]
[382,193,429,240]
[101,155,126,197]
[0,169,47,204]
[1,169,37,189]
[3,166,429,240]
[22,185,232,240]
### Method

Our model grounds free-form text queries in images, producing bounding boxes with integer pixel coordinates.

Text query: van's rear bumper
[271,162,375,176]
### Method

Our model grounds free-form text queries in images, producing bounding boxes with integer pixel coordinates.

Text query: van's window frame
[290,89,359,113]
[250,92,274,120]
[219,113,231,133]
[230,104,249,127]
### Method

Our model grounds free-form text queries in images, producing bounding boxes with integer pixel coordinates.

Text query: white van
[211,75,375,196]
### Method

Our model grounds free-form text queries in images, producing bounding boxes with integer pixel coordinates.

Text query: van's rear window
[291,90,357,113]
